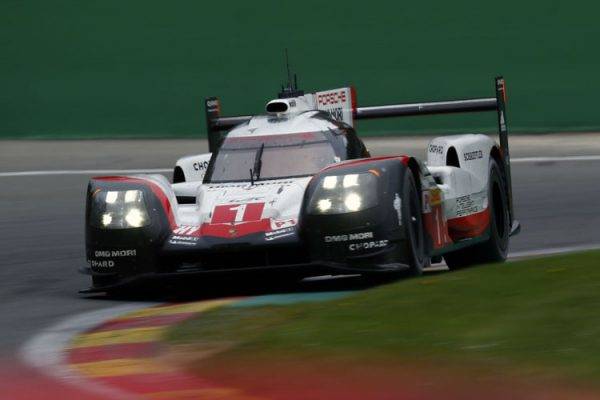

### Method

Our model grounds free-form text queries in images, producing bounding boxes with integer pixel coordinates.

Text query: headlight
[308,172,378,214]
[90,190,150,229]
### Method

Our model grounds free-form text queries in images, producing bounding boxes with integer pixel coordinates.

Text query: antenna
[285,48,292,90]
[278,49,304,99]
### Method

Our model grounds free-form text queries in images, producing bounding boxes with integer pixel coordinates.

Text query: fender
[427,134,496,189]
[425,135,498,245]
[85,175,177,282]
[301,157,420,268]
[174,153,212,183]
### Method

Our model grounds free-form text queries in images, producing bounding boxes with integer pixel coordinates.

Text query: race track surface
[1,133,599,362]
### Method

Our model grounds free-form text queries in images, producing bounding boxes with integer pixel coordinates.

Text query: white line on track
[511,155,600,163]
[0,168,171,177]
[509,243,600,258]
[425,243,600,272]
[2,155,600,178]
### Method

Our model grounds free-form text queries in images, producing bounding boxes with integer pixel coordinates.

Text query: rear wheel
[445,159,509,270]
[401,171,427,275]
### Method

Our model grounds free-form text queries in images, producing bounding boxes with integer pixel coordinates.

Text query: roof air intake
[266,101,289,113]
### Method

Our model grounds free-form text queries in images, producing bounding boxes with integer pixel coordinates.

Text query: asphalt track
[1,133,600,367]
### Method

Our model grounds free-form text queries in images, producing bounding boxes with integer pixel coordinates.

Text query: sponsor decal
[222,196,266,203]
[428,144,444,155]
[463,150,483,161]
[90,249,136,269]
[265,227,295,241]
[265,227,294,237]
[324,232,374,243]
[206,98,220,115]
[270,218,297,230]
[315,88,353,125]
[348,240,389,251]
[173,225,201,235]
[207,180,294,190]
[317,90,347,106]
[422,189,443,216]
[90,260,115,269]
[422,191,431,213]
[455,195,479,217]
[171,235,198,241]
[169,235,199,246]
[327,107,344,121]
[193,160,209,171]
[393,193,402,225]
[206,99,220,109]
[94,249,136,258]
[430,188,443,206]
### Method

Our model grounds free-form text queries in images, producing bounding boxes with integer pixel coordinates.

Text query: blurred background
[1,0,598,138]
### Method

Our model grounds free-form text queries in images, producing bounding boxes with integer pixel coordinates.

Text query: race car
[82,77,520,292]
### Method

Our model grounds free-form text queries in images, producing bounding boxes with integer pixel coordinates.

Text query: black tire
[444,159,510,270]
[401,171,427,275]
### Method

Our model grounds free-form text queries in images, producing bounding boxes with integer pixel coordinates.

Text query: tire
[401,171,427,276]
[444,159,510,270]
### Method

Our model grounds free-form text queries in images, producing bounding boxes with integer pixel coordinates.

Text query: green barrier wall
[1,1,598,138]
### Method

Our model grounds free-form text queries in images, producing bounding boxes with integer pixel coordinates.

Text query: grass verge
[167,251,600,389]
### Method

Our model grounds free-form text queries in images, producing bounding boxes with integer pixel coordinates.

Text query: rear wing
[352,77,513,222]
[204,77,513,220]
[204,97,251,152]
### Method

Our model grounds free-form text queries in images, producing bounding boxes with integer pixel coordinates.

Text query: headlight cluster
[90,190,150,229]
[308,173,378,214]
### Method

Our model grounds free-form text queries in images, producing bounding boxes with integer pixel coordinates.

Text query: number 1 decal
[212,203,265,224]
[229,204,247,223]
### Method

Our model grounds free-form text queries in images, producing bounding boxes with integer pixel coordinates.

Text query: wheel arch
[490,144,513,223]
[490,145,504,179]
[173,166,185,183]
[446,146,460,168]
[406,157,422,198]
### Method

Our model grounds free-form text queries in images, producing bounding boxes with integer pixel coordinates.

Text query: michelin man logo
[393,193,402,225]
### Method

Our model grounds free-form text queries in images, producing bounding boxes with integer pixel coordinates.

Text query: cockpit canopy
[204,129,367,183]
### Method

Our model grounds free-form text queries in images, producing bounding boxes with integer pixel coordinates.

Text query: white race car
[82,77,519,292]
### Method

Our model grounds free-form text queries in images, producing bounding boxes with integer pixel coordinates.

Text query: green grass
[1,1,599,138]
[168,251,600,384]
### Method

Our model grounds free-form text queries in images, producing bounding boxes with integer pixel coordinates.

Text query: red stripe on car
[448,208,491,240]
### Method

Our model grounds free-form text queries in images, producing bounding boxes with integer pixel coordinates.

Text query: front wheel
[400,171,427,275]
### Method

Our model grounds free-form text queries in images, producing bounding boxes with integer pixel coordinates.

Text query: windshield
[206,132,339,182]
